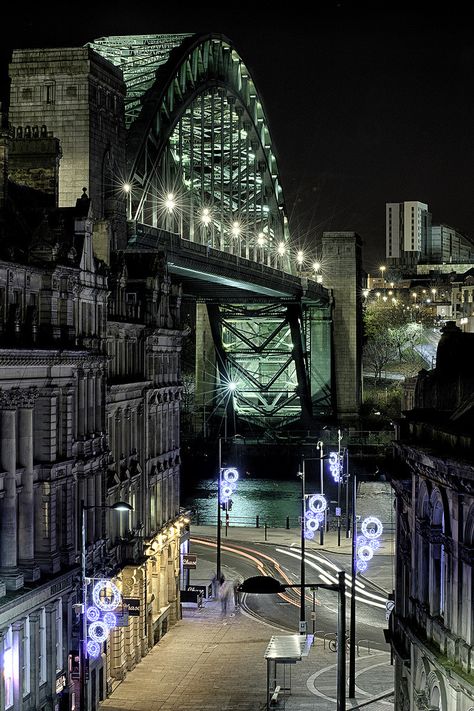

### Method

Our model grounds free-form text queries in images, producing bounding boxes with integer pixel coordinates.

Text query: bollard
[264,522,268,541]
[286,516,290,529]
[256,515,260,528]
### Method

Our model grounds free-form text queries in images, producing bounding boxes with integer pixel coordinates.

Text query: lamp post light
[80,500,133,711]
[379,265,386,289]
[240,573,347,711]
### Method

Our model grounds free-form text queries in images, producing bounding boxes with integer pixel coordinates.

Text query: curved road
[192,536,390,652]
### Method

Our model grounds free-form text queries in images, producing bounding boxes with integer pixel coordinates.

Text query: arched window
[430,492,449,621]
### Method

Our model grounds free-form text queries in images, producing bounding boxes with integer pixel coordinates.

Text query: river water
[181,476,395,530]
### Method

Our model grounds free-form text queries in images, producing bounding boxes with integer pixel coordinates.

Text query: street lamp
[80,500,133,711]
[379,265,386,289]
[240,573,347,711]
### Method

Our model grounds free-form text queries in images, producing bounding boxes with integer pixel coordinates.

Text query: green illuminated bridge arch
[89,33,291,271]
[89,33,335,430]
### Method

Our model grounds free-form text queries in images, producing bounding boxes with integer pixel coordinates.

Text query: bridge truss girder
[205,301,331,431]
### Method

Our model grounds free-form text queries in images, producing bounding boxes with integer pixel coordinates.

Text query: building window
[23,616,30,696]
[39,608,46,684]
[4,627,13,708]
[45,83,55,105]
[56,600,63,673]
[65,85,77,99]
[21,88,33,102]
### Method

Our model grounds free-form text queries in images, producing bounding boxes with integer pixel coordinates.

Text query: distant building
[389,322,474,711]
[429,224,474,264]
[385,202,474,271]
[386,201,431,268]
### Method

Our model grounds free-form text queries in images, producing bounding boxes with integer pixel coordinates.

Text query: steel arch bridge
[89,33,334,431]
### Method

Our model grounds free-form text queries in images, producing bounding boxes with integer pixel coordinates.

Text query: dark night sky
[1,1,473,272]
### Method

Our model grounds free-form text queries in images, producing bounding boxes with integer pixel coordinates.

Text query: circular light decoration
[103,612,117,628]
[88,621,109,644]
[92,579,122,612]
[356,517,383,575]
[304,530,315,540]
[222,467,239,484]
[306,516,320,533]
[315,512,325,523]
[357,544,374,562]
[308,494,327,514]
[220,483,234,501]
[361,516,383,540]
[86,606,100,622]
[328,452,342,483]
[86,640,100,658]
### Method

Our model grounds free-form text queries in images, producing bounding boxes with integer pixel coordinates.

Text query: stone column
[18,391,40,580]
[321,232,363,421]
[0,394,23,589]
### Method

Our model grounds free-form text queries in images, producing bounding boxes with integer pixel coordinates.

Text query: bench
[180,590,203,608]
[270,685,281,706]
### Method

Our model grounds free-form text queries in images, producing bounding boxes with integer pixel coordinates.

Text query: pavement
[100,526,395,711]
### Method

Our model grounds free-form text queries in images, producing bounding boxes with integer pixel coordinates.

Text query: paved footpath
[100,526,395,711]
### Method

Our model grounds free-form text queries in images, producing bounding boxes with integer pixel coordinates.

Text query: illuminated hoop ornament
[357,544,374,562]
[304,530,315,540]
[88,621,109,644]
[86,606,100,622]
[222,467,239,484]
[104,612,117,628]
[356,559,368,572]
[308,494,327,514]
[92,579,122,612]
[86,640,101,658]
[360,516,383,540]
[306,516,320,533]
[328,452,342,483]
[220,483,234,500]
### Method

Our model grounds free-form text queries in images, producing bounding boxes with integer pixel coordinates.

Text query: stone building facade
[0,40,187,711]
[390,322,474,711]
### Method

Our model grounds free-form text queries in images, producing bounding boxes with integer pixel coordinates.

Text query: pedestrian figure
[211,573,218,599]
[218,578,233,616]
[233,577,243,609]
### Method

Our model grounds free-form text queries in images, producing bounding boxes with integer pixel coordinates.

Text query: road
[191,536,391,653]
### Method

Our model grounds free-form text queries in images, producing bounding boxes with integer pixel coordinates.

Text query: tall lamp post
[349,469,357,698]
[216,437,223,581]
[80,500,133,711]
[297,459,306,630]
[240,573,346,711]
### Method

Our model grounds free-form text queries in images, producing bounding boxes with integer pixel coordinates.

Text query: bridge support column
[322,232,363,422]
